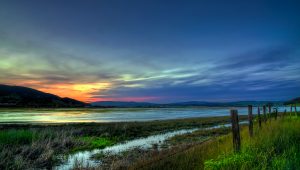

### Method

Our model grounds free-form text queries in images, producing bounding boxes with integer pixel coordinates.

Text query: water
[54,128,199,169]
[0,107,294,123]
[55,122,248,170]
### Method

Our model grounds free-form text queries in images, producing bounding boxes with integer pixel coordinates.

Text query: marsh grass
[0,116,240,169]
[0,128,83,169]
[0,129,36,145]
[82,137,116,148]
[204,115,300,170]
[166,127,231,146]
[136,113,300,170]
[72,136,117,152]
[1,113,297,170]
[132,128,235,170]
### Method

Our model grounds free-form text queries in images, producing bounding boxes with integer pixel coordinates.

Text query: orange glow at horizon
[37,83,111,102]
[5,81,161,103]
[90,96,161,102]
[7,81,112,102]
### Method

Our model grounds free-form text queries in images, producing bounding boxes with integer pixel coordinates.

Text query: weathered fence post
[263,105,267,122]
[295,104,298,117]
[283,109,286,119]
[248,105,253,137]
[290,105,292,117]
[230,109,241,152]
[275,108,278,120]
[258,106,262,127]
[268,105,271,121]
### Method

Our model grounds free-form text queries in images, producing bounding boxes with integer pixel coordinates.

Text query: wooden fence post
[257,106,262,127]
[248,105,253,137]
[275,108,278,120]
[263,105,267,122]
[290,105,292,117]
[268,105,271,121]
[230,109,241,152]
[295,104,298,117]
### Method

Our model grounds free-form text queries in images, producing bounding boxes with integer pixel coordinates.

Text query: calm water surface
[0,107,294,123]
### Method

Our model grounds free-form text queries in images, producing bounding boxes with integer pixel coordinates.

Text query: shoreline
[0,111,295,169]
[1,106,287,124]
[0,115,247,169]
[0,115,247,127]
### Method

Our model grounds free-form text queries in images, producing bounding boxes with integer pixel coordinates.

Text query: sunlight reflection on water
[0,107,295,123]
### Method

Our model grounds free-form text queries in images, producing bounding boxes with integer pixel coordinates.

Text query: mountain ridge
[0,84,88,107]
[91,100,285,108]
[0,84,297,108]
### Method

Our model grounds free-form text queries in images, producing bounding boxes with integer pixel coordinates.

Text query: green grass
[1,113,295,170]
[0,130,36,145]
[204,116,300,170]
[0,115,241,169]
[134,113,300,170]
[73,136,116,151]
[166,127,231,145]
[287,103,300,106]
[84,137,115,148]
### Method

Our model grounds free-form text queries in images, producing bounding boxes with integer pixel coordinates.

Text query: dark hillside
[0,84,87,107]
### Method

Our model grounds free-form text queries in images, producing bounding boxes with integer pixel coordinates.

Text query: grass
[0,115,243,169]
[91,127,234,170]
[0,128,81,169]
[81,137,115,149]
[166,127,231,145]
[72,136,117,152]
[1,112,297,170]
[204,116,300,169]
[132,128,235,170]
[0,129,36,145]
[133,113,300,170]
[286,103,300,107]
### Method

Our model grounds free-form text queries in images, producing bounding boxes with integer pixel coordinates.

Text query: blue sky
[0,0,300,102]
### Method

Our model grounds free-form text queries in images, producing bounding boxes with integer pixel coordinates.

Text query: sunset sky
[1,0,300,102]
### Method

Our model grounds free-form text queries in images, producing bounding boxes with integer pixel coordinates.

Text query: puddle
[55,121,247,170]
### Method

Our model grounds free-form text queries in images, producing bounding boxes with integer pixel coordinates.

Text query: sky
[0,0,300,103]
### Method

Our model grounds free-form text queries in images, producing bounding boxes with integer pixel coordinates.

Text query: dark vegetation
[1,84,294,108]
[0,84,87,107]
[0,110,299,170]
[284,97,300,105]
[204,117,300,169]
[132,112,300,170]
[91,127,234,170]
[0,116,245,169]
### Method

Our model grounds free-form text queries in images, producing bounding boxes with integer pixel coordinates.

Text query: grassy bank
[0,115,246,169]
[3,113,297,170]
[134,113,300,170]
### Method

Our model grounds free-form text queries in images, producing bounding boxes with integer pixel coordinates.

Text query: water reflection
[55,121,248,170]
[0,107,297,123]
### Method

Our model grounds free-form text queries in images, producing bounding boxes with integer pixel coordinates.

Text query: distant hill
[0,84,290,108]
[165,101,284,107]
[165,101,221,107]
[91,101,158,107]
[0,84,88,107]
[91,100,284,108]
[284,97,300,105]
